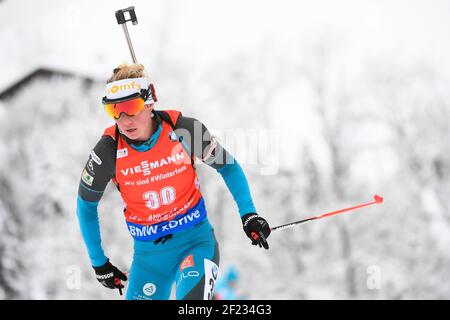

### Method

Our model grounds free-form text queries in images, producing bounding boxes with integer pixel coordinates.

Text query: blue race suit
[76,110,257,300]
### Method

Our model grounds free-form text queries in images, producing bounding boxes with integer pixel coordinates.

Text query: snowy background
[1,0,450,299]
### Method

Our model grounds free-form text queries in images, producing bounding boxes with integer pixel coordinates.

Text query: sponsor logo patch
[90,150,102,165]
[87,159,95,174]
[180,255,195,271]
[81,169,94,186]
[126,197,207,240]
[120,152,185,177]
[143,283,156,297]
[117,148,128,159]
[177,270,200,286]
[107,80,143,95]
[212,264,218,280]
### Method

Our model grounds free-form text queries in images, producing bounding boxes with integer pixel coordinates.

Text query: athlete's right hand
[93,260,128,295]
[241,213,271,249]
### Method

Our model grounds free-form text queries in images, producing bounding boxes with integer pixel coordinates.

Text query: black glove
[241,213,271,249]
[93,260,128,295]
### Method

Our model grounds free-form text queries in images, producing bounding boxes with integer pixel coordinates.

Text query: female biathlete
[76,63,271,300]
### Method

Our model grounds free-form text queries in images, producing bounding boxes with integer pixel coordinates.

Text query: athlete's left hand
[241,213,271,249]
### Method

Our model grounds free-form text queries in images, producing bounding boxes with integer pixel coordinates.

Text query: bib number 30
[143,186,176,210]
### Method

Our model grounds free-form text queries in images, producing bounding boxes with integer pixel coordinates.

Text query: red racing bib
[103,110,206,240]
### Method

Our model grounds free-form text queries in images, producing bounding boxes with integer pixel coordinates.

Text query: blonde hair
[107,63,147,83]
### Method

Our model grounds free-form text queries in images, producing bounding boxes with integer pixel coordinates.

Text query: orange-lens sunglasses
[104,97,145,119]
